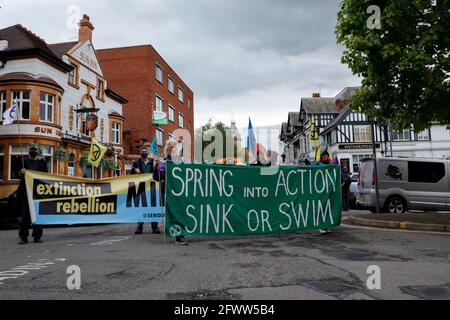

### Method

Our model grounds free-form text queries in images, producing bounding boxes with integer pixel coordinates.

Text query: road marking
[90,236,130,246]
[0,258,65,285]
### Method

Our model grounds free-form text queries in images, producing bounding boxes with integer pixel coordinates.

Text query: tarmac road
[0,223,449,300]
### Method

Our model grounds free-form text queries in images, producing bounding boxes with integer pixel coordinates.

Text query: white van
[356,157,450,213]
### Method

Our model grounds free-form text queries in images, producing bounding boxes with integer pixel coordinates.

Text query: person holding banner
[153,140,188,245]
[17,144,48,244]
[132,146,160,235]
[314,149,332,235]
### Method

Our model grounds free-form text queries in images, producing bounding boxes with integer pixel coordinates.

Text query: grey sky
[0,0,360,128]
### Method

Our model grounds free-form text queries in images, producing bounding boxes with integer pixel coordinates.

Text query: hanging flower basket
[54,148,70,161]
[79,154,92,167]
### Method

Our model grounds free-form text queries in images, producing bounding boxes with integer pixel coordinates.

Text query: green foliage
[336,0,450,131]
[196,119,244,162]
[54,148,70,161]
[79,154,91,167]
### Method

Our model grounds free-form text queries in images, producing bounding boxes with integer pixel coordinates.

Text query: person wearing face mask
[153,140,188,245]
[314,149,332,235]
[131,146,160,235]
[17,144,48,244]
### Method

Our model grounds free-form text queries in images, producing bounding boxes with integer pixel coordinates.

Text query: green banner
[165,163,342,237]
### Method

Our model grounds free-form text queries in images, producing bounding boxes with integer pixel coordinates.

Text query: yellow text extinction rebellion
[33,180,116,214]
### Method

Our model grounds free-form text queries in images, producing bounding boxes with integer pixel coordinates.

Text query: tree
[195,119,244,163]
[336,0,450,131]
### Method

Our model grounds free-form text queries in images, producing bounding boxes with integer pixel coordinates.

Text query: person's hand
[135,168,141,174]
[19,169,26,176]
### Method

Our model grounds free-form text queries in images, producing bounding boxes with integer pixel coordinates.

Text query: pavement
[0,221,449,300]
[345,210,450,232]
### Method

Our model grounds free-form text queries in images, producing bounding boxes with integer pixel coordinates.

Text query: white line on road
[90,236,130,246]
[0,258,66,285]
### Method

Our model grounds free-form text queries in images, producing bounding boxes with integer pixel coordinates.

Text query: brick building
[97,46,194,160]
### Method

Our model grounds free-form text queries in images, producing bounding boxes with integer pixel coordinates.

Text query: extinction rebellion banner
[165,163,342,237]
[24,170,163,225]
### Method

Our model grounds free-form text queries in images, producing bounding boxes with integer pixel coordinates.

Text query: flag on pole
[88,138,107,168]
[247,117,257,158]
[2,100,18,125]
[150,136,161,157]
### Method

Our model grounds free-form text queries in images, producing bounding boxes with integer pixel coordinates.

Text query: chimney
[312,92,321,98]
[78,14,94,42]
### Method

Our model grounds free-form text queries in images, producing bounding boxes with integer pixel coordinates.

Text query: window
[96,166,103,179]
[168,77,175,94]
[354,125,372,142]
[40,145,53,173]
[112,122,121,144]
[12,91,30,120]
[69,63,78,85]
[39,92,54,122]
[417,130,430,141]
[408,162,445,183]
[82,163,93,179]
[188,97,191,110]
[155,96,164,112]
[0,91,6,125]
[97,79,104,99]
[10,145,52,179]
[0,145,3,180]
[156,128,164,146]
[178,113,184,128]
[68,153,76,176]
[352,154,372,173]
[178,87,184,103]
[156,64,163,83]
[392,129,411,141]
[168,106,175,122]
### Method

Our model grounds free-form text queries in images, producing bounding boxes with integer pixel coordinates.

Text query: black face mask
[29,151,38,158]
[141,152,149,159]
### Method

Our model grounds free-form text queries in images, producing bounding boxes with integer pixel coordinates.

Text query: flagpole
[14,100,25,169]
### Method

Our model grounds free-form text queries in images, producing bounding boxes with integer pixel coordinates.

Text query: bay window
[39,92,54,122]
[12,91,30,120]
[112,122,121,144]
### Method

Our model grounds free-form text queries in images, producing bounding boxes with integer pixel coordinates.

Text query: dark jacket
[131,158,154,175]
[153,155,184,205]
[17,157,49,219]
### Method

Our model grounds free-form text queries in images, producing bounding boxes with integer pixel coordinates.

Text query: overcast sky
[0,0,360,129]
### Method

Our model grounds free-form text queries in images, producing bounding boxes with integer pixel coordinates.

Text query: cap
[29,143,39,150]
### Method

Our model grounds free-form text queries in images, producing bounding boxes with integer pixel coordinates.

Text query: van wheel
[385,197,406,214]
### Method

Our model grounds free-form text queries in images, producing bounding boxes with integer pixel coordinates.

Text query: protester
[153,140,188,245]
[250,144,271,166]
[17,144,48,244]
[132,146,160,235]
[341,166,352,212]
[314,150,332,234]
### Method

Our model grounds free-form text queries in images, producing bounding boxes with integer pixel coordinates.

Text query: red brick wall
[97,45,194,159]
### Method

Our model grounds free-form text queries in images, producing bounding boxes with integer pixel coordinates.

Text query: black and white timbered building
[280,87,450,171]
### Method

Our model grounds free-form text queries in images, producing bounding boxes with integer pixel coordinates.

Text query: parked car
[349,173,359,209]
[0,191,19,225]
[356,157,450,213]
